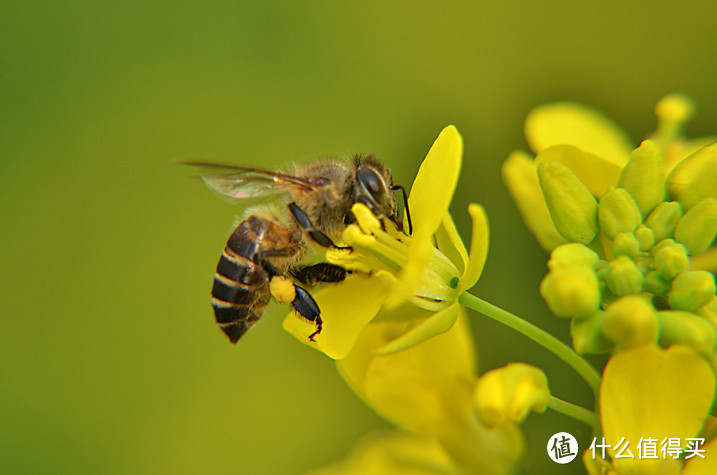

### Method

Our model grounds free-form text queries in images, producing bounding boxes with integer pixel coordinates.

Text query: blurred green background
[2,1,716,473]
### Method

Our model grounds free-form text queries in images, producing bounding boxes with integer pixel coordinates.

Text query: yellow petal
[389,126,463,306]
[535,145,622,198]
[601,345,715,475]
[408,125,463,238]
[384,235,435,307]
[474,363,550,428]
[457,204,489,293]
[525,102,634,165]
[682,438,717,475]
[375,303,460,355]
[308,430,460,475]
[435,212,468,275]
[502,150,568,250]
[282,276,388,359]
[338,309,476,435]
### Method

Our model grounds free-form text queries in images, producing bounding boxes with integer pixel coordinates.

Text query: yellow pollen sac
[269,276,296,303]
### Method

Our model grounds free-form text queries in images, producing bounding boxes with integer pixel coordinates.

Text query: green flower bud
[645,201,683,242]
[653,240,689,280]
[652,238,676,254]
[502,151,568,251]
[570,311,613,354]
[547,243,599,271]
[617,140,666,215]
[674,197,717,254]
[602,295,658,349]
[597,188,642,239]
[668,271,717,312]
[538,161,598,244]
[613,233,640,259]
[697,298,717,327]
[667,142,717,210]
[635,225,655,251]
[643,271,672,296]
[605,256,644,296]
[658,310,717,354]
[540,267,600,319]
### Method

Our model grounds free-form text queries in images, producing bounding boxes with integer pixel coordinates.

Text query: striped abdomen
[211,217,273,343]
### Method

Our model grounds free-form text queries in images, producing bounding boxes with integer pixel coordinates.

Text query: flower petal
[502,150,568,250]
[474,363,550,428]
[282,276,388,359]
[337,311,524,473]
[408,125,463,238]
[387,126,463,307]
[535,144,622,198]
[457,204,489,293]
[308,430,460,475]
[338,309,476,435]
[525,102,634,165]
[601,345,715,475]
[384,236,435,308]
[375,303,460,355]
[435,212,468,275]
[682,437,717,475]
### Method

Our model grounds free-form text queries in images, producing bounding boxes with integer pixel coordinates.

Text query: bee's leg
[292,286,323,341]
[290,263,348,287]
[288,202,351,250]
[258,252,323,341]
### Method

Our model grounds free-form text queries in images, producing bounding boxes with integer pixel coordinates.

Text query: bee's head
[352,156,411,234]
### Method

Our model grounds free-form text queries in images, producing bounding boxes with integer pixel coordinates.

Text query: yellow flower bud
[635,225,655,251]
[697,298,717,327]
[674,197,717,254]
[643,270,671,296]
[668,271,717,312]
[502,150,568,251]
[658,310,717,354]
[617,140,666,215]
[537,161,598,244]
[602,295,658,349]
[474,363,550,428]
[653,240,689,280]
[547,243,599,271]
[540,267,600,319]
[570,311,613,354]
[655,93,695,124]
[605,256,644,296]
[644,201,683,242]
[613,232,640,259]
[667,142,717,210]
[598,188,643,240]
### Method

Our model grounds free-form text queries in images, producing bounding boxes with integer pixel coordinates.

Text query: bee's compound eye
[357,168,383,197]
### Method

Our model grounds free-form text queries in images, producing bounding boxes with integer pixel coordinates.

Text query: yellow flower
[309,430,462,475]
[503,94,717,260]
[283,125,489,359]
[591,344,716,475]
[505,95,717,355]
[334,310,524,474]
[473,362,551,428]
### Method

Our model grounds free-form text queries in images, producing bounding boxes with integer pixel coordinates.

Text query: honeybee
[185,156,411,343]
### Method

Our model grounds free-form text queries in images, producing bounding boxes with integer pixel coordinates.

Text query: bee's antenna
[391,185,412,235]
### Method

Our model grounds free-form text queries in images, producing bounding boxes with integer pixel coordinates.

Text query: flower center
[326,203,460,311]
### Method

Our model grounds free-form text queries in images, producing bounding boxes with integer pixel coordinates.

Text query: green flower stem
[458,292,601,396]
[547,396,597,427]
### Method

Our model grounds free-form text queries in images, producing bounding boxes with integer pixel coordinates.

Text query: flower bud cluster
[538,138,717,355]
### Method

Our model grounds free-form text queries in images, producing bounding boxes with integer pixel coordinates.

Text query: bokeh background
[2,1,717,473]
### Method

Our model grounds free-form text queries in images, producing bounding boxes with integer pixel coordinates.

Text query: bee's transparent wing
[181,161,313,205]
